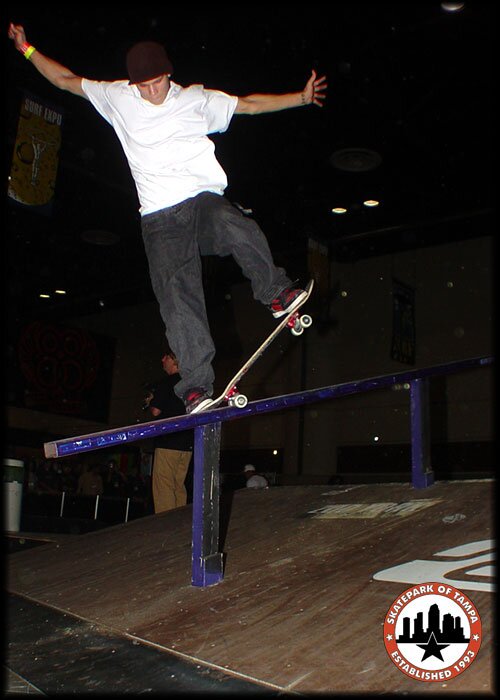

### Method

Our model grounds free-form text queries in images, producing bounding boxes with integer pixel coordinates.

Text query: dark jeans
[141,192,291,400]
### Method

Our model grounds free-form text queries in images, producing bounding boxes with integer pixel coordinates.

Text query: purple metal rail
[43,355,492,586]
[44,356,492,459]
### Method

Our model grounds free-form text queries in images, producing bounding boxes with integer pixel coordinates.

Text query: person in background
[24,459,38,493]
[126,464,148,504]
[103,458,128,498]
[59,462,78,493]
[36,460,60,494]
[77,464,104,496]
[243,464,269,489]
[146,351,193,512]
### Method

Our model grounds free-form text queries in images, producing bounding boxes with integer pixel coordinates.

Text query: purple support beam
[410,378,434,488]
[191,423,224,587]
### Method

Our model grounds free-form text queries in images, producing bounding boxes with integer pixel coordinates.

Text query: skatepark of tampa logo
[383,582,481,682]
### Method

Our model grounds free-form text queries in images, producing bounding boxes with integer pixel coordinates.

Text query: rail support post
[191,422,224,587]
[410,378,434,488]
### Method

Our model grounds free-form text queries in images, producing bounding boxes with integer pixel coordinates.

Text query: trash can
[3,458,25,532]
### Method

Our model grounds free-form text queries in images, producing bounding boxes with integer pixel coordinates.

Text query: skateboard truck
[287,311,313,336]
[225,386,249,408]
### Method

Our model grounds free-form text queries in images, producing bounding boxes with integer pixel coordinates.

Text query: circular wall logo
[384,582,481,682]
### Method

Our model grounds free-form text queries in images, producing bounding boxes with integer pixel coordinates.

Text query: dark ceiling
[5,4,494,325]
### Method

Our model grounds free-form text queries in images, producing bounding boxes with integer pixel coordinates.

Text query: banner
[10,320,115,422]
[8,91,63,211]
[391,279,416,365]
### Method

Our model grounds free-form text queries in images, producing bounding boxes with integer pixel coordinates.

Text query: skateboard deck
[206,280,314,411]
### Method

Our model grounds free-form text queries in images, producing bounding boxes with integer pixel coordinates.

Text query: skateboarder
[8,23,327,413]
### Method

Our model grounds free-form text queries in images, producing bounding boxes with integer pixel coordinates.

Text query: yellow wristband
[24,45,36,61]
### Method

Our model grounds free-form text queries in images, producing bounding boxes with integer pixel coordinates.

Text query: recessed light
[363,199,380,207]
[441,2,465,12]
[329,147,382,172]
[331,207,347,214]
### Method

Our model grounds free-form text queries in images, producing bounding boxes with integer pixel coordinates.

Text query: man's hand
[236,68,328,115]
[8,23,87,98]
[142,391,154,411]
[8,23,28,51]
[302,69,327,107]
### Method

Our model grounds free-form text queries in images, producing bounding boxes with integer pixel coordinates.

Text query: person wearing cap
[243,464,269,489]
[8,23,327,414]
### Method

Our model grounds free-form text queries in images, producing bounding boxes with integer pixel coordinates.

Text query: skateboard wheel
[228,393,248,408]
[291,324,304,336]
[234,394,248,408]
[300,314,313,328]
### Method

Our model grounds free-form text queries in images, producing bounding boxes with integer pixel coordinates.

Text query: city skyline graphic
[397,602,470,644]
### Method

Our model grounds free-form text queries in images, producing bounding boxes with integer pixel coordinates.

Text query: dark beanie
[126,41,173,84]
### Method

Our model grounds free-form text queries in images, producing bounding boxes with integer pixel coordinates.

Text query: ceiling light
[363,199,380,207]
[331,207,347,214]
[329,148,382,172]
[441,2,465,12]
[55,289,67,295]
[39,293,51,299]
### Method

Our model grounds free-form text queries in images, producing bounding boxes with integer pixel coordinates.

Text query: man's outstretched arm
[8,23,87,99]
[235,69,327,115]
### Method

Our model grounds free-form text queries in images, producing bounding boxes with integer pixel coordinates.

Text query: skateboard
[208,279,314,410]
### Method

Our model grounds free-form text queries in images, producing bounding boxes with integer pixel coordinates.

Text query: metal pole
[191,422,224,587]
[125,497,130,523]
[59,491,65,517]
[410,378,434,488]
[94,494,100,520]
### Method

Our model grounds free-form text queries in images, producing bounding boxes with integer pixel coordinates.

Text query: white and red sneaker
[269,286,308,319]
[183,388,214,414]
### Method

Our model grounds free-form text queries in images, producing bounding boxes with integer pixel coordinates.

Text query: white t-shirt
[81,79,238,214]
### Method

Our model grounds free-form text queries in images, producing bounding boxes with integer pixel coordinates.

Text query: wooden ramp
[6,480,494,694]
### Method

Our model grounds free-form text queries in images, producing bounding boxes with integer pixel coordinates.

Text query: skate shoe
[269,285,308,319]
[184,388,214,414]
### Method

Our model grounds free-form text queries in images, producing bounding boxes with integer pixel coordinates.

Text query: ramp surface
[6,481,494,694]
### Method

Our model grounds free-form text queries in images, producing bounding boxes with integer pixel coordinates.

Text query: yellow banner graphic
[8,92,63,208]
